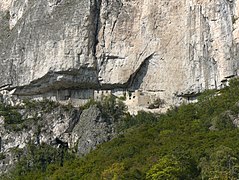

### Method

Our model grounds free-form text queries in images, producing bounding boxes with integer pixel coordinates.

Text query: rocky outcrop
[0,0,239,106]
[97,0,239,104]
[72,105,115,156]
[0,103,114,174]
[1,0,239,174]
[0,0,99,95]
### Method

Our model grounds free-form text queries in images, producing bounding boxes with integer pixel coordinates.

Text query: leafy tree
[5,78,239,179]
[146,155,185,180]
[210,111,235,130]
[199,146,239,180]
[101,163,125,180]
[99,95,127,121]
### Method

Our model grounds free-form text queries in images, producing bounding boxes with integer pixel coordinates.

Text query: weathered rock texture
[0,0,239,103]
[72,105,115,157]
[1,0,239,174]
[0,104,114,173]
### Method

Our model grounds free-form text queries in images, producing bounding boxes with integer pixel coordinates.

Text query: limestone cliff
[0,102,115,174]
[0,0,239,105]
[1,0,239,174]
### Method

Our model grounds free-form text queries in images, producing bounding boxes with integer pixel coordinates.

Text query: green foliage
[97,95,127,121]
[197,89,217,103]
[101,163,125,180]
[118,111,158,131]
[0,152,6,160]
[61,102,74,111]
[148,98,165,109]
[0,103,23,131]
[23,98,59,113]
[81,95,127,123]
[146,155,185,180]
[80,98,98,110]
[5,143,76,180]
[0,98,61,132]
[118,94,126,101]
[6,78,239,179]
[2,109,22,125]
[211,111,235,130]
[199,146,239,180]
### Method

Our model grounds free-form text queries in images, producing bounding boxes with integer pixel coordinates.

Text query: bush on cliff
[4,78,239,179]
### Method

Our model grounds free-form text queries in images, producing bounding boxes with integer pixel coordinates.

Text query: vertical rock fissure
[110,0,123,35]
[90,0,102,87]
[92,0,102,58]
[65,109,82,133]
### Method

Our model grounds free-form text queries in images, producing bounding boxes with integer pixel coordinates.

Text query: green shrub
[97,95,127,122]
[23,98,59,112]
[211,111,236,130]
[0,153,6,160]
[5,78,239,179]
[101,163,125,180]
[148,98,165,109]
[146,155,185,180]
[0,103,23,131]
[199,146,239,179]
[80,98,98,110]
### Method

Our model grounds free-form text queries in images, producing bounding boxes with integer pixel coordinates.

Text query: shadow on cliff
[127,54,153,90]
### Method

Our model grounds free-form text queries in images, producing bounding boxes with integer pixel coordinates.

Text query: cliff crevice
[0,0,239,106]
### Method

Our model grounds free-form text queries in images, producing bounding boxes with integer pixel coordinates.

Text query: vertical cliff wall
[96,0,239,104]
[0,0,239,105]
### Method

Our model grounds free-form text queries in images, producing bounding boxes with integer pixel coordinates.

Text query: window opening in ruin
[65,95,70,100]
[129,91,132,97]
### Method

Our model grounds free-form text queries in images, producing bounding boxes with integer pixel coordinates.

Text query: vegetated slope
[5,79,239,179]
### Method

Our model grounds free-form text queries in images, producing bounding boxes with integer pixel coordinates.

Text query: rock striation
[1,0,239,174]
[0,103,115,174]
[72,105,115,157]
[96,0,239,104]
[0,0,239,105]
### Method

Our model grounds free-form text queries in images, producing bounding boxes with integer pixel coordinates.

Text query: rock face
[72,105,115,157]
[96,0,239,103]
[0,104,114,174]
[0,0,239,105]
[0,0,99,95]
[1,0,239,174]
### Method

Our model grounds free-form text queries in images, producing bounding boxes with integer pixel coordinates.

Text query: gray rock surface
[0,0,239,106]
[72,105,114,156]
[1,0,239,174]
[0,0,99,95]
[0,104,114,174]
[96,0,239,105]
